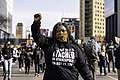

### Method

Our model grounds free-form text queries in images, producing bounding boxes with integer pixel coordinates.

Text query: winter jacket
[33,48,44,64]
[2,47,13,60]
[24,47,32,61]
[31,21,93,80]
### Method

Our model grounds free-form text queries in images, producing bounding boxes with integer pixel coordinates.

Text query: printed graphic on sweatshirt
[52,48,75,66]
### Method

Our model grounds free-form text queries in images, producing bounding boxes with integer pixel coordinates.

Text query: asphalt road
[0,62,118,80]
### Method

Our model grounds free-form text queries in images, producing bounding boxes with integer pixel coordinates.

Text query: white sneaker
[35,73,37,77]
[19,69,21,71]
[12,63,15,65]
[37,74,40,77]
[22,67,24,71]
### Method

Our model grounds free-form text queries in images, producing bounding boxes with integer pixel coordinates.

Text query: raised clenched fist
[34,13,42,22]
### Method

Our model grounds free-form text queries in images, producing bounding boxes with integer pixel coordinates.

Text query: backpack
[35,48,44,58]
[25,52,31,61]
[36,48,41,56]
[84,40,97,60]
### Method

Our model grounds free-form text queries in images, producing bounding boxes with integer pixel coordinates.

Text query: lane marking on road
[108,76,118,80]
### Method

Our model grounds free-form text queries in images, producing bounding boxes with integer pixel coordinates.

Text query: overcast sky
[12,0,114,38]
[12,0,79,38]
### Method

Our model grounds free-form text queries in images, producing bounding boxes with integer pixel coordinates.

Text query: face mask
[56,32,68,42]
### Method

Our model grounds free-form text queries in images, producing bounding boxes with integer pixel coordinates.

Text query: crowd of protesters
[0,39,119,80]
[31,13,120,80]
[0,38,119,80]
[0,41,45,80]
[81,39,120,80]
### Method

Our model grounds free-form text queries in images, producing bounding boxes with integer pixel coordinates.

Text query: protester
[114,43,120,80]
[18,47,25,71]
[99,45,108,76]
[31,13,93,80]
[24,46,32,74]
[0,45,5,76]
[12,45,18,63]
[106,40,116,73]
[84,37,99,80]
[33,46,44,77]
[2,41,13,80]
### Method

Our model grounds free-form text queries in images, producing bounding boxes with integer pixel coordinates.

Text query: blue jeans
[18,57,24,69]
[4,58,12,79]
[35,63,40,74]
[108,56,115,72]
[100,59,107,75]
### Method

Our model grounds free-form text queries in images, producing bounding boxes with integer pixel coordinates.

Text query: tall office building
[16,23,23,39]
[6,0,13,35]
[105,0,120,43]
[0,0,13,39]
[80,0,105,42]
[116,0,120,38]
[61,18,80,39]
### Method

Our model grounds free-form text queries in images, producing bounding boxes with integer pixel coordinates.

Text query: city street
[0,62,43,80]
[0,62,118,80]
[0,0,120,80]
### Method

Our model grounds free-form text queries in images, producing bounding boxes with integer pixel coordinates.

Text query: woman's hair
[51,22,76,49]
[52,22,83,52]
[52,22,75,44]
[4,41,10,48]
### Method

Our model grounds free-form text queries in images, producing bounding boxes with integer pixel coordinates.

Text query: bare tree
[0,14,10,29]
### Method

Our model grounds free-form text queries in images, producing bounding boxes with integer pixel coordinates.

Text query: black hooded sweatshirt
[31,21,93,80]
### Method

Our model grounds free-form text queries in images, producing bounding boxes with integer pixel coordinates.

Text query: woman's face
[55,25,68,42]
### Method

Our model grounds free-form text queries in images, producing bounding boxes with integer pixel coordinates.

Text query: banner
[115,36,120,43]
[26,40,32,46]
